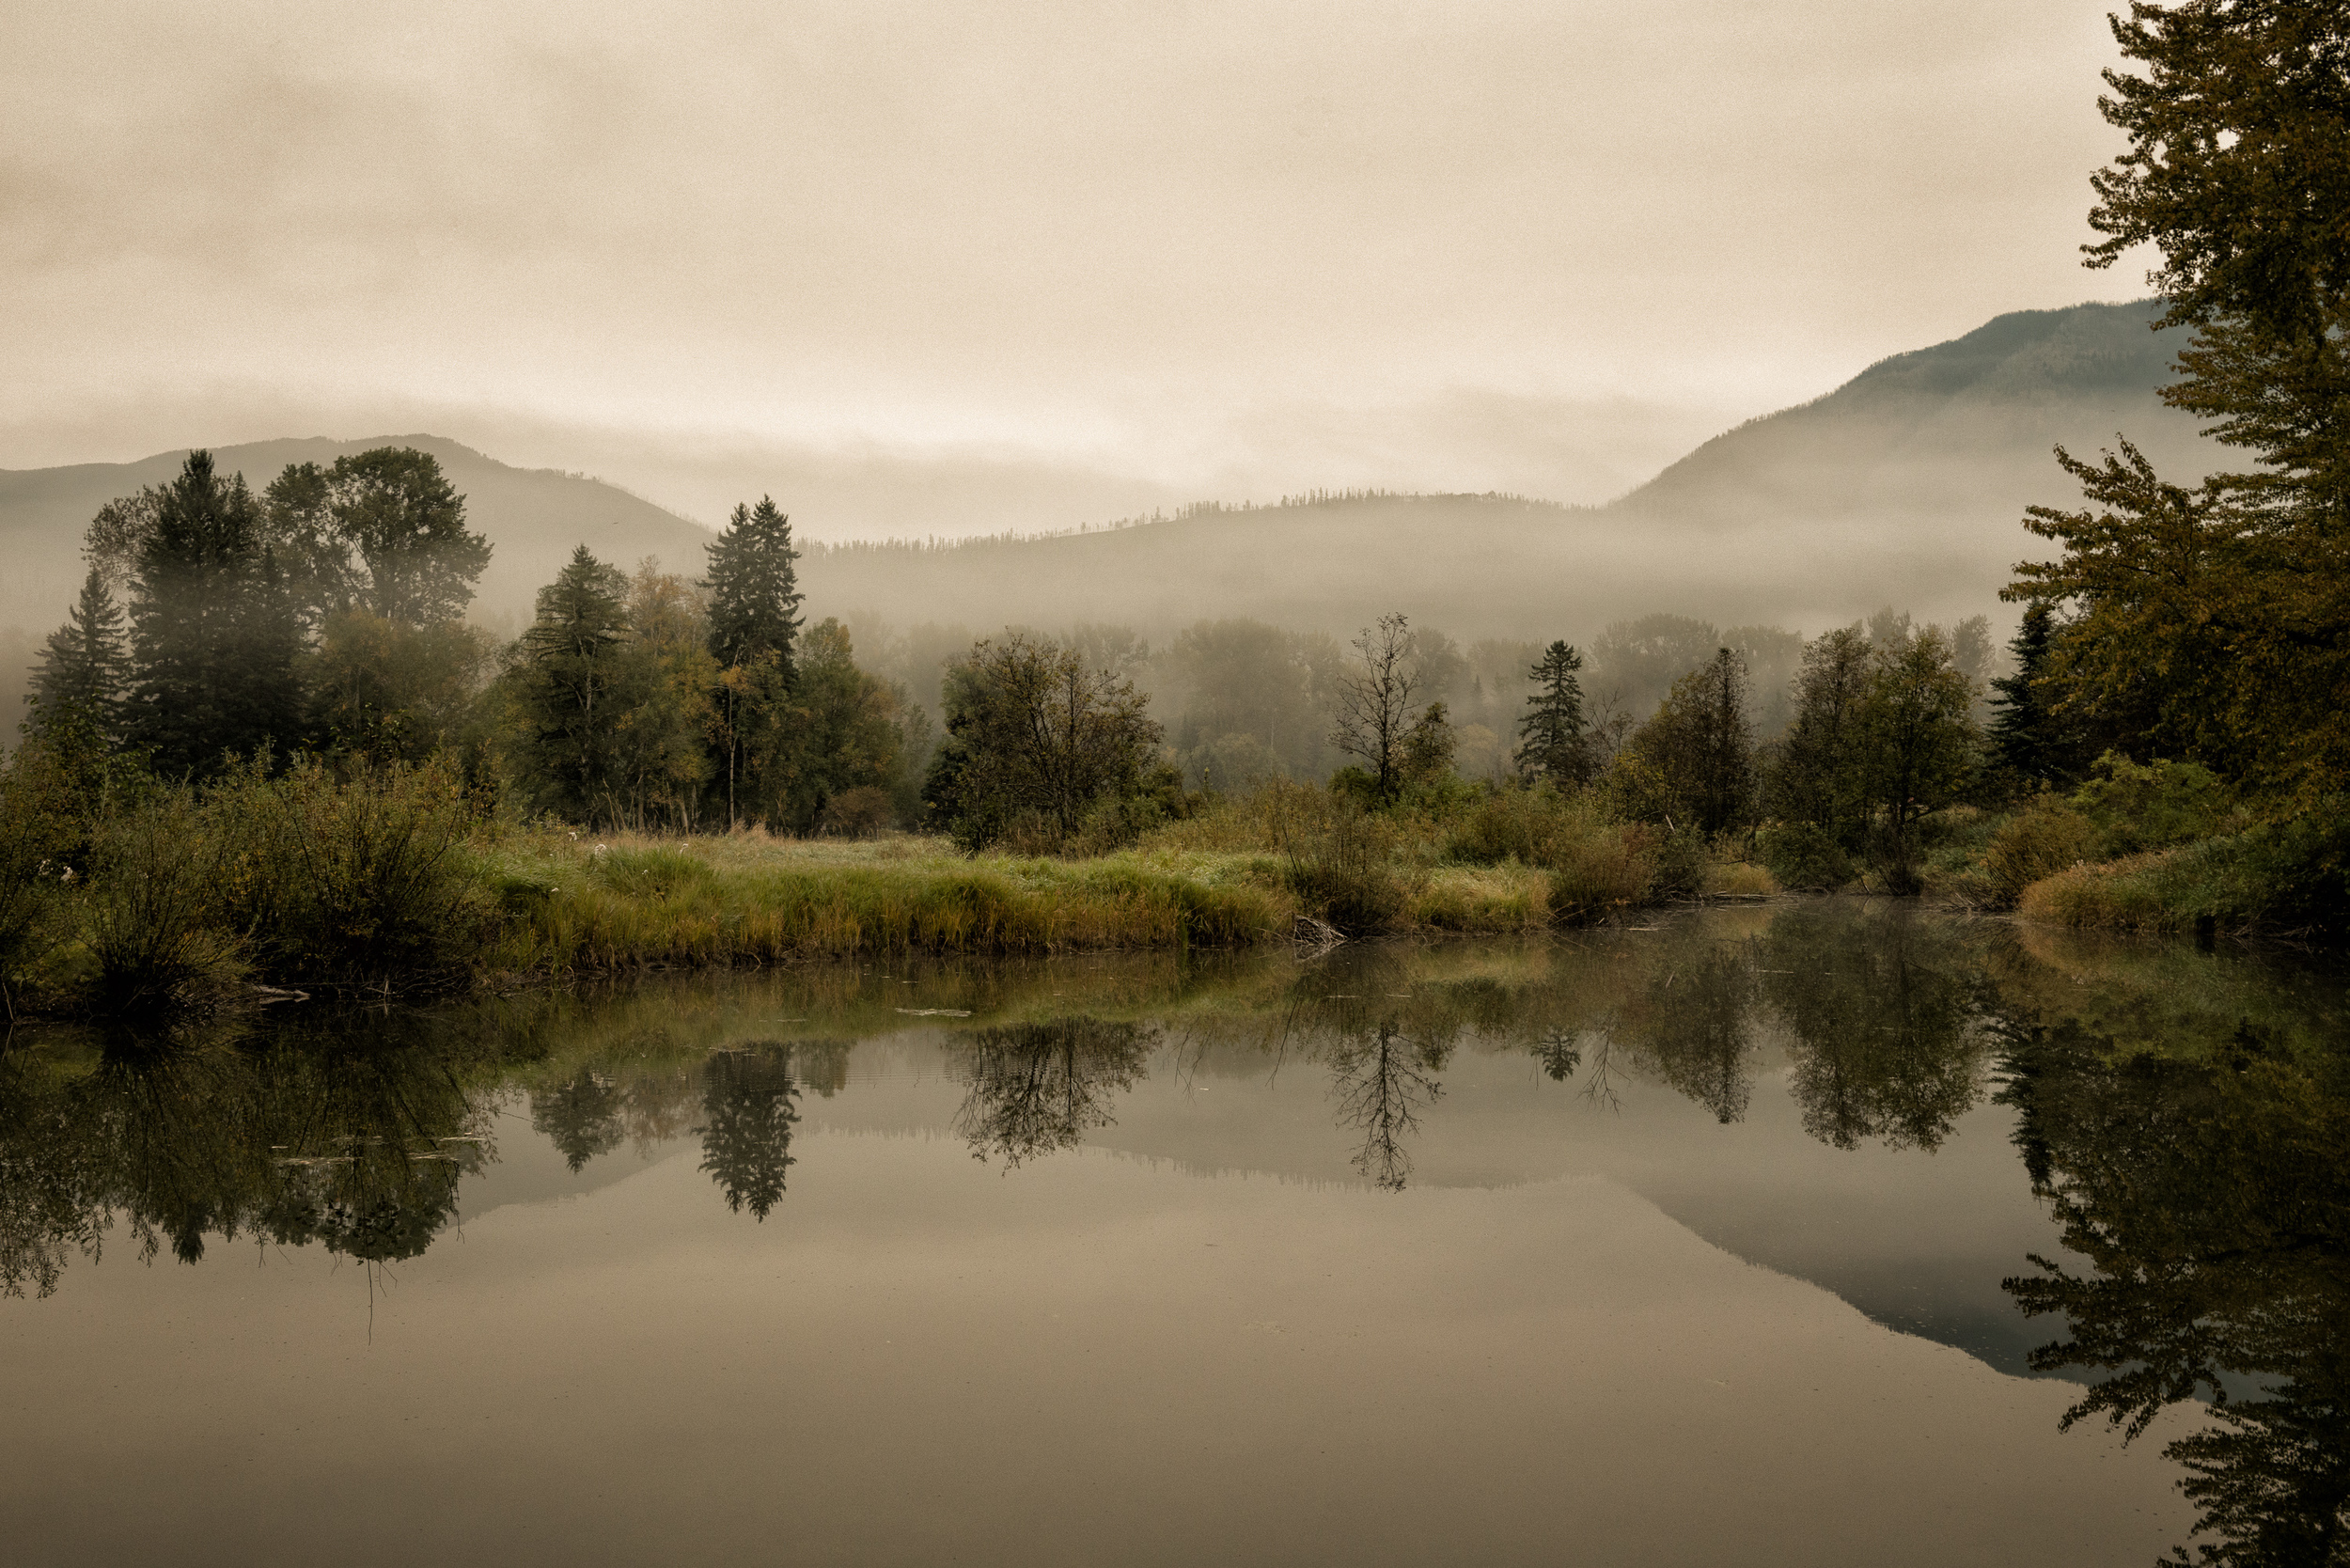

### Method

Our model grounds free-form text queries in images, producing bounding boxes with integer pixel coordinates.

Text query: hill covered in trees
[0,435,714,638]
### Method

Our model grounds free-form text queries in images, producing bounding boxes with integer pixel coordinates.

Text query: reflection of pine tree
[531,1069,627,1172]
[1997,1018,2350,1565]
[696,1043,799,1220]
[952,1018,1152,1168]
[1536,1029,1582,1082]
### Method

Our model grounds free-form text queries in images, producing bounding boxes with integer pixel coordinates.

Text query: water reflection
[1997,1015,2350,1566]
[1325,1021,1446,1190]
[951,1018,1153,1168]
[697,1043,801,1218]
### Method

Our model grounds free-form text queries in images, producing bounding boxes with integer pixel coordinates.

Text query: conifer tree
[702,496,804,825]
[123,451,306,776]
[1987,604,2075,788]
[27,567,131,749]
[1513,640,1592,785]
[514,545,632,822]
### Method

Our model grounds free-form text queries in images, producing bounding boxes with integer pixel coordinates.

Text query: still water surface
[4,902,2344,1566]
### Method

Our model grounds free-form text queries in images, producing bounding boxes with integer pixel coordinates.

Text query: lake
[4,901,2344,1567]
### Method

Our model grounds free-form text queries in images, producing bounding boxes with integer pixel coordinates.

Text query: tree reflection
[951,1017,1152,1168]
[1326,1020,1446,1191]
[1997,1016,2350,1566]
[1761,909,1985,1152]
[1626,943,1755,1124]
[529,1067,626,1172]
[697,1042,799,1219]
[0,1020,491,1294]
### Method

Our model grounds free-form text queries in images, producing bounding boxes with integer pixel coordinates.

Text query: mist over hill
[804,301,2211,645]
[0,434,713,636]
[1,300,2210,677]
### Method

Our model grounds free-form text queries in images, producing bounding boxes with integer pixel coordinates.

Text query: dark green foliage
[0,742,78,1010]
[1755,821,1855,891]
[1399,700,1457,788]
[1514,639,1593,784]
[697,1043,799,1219]
[79,788,247,1015]
[922,632,1163,851]
[1986,603,2076,788]
[1767,625,1872,839]
[1856,627,1981,892]
[704,496,804,677]
[317,447,492,626]
[754,619,905,835]
[1625,647,1757,837]
[27,568,132,752]
[124,452,306,778]
[511,546,633,823]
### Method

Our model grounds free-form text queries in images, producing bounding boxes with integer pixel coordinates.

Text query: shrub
[2070,752,2231,856]
[80,790,247,1014]
[820,785,894,838]
[1756,822,1854,890]
[0,743,79,1006]
[1269,789,1403,933]
[1984,794,2098,906]
[1649,826,1710,897]
[210,755,489,988]
[1545,824,1657,924]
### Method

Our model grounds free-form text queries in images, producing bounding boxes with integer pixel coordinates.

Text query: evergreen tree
[1987,603,2074,787]
[702,496,804,825]
[123,451,306,776]
[513,546,632,823]
[1513,640,1592,785]
[27,567,131,750]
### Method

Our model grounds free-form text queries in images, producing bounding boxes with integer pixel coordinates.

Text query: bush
[1648,825,1710,897]
[0,743,79,1006]
[820,785,894,838]
[1269,789,1403,933]
[1984,794,2098,906]
[2071,752,2231,856]
[80,790,247,1014]
[1756,822,1854,891]
[210,755,489,988]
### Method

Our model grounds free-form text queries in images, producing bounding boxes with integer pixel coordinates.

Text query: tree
[1400,701,1457,788]
[1856,627,1980,890]
[1987,603,2077,788]
[121,451,306,777]
[511,546,632,823]
[1514,639,1593,785]
[606,560,717,832]
[319,448,491,626]
[2010,1,2350,806]
[26,567,131,754]
[1768,626,1873,840]
[1625,647,1757,837]
[310,612,496,762]
[1330,613,1419,802]
[922,632,1163,850]
[755,619,905,834]
[703,496,804,826]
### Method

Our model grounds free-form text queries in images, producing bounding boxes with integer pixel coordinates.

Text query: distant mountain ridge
[0,300,2214,652]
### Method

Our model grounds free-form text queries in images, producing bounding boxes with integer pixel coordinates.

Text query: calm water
[3,902,2344,1567]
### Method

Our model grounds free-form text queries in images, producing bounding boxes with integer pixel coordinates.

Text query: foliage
[310,610,496,762]
[1986,603,2077,789]
[1624,647,1757,836]
[316,447,492,625]
[1514,639,1594,785]
[78,788,247,1014]
[1855,626,1981,893]
[509,545,633,825]
[1756,821,1856,891]
[704,496,804,827]
[27,567,132,754]
[1984,794,2099,906]
[2070,750,2232,856]
[1266,782,1404,933]
[123,451,306,778]
[0,742,80,1009]
[1767,625,1873,839]
[922,632,1163,852]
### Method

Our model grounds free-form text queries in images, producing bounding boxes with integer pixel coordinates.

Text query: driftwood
[1291,913,1346,951]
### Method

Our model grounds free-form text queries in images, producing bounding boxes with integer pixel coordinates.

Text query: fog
[4,0,2150,537]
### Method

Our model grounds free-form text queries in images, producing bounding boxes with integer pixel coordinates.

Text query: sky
[0,0,2153,537]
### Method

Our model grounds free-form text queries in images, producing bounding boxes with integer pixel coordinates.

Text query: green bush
[1271,791,1402,933]
[1648,826,1710,898]
[2071,752,2231,856]
[1756,822,1854,891]
[80,790,247,1014]
[1546,830,1659,924]
[210,755,490,988]
[0,743,79,1006]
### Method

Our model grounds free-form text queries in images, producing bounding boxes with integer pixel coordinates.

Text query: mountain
[0,301,2216,661]
[794,301,2213,644]
[0,434,714,635]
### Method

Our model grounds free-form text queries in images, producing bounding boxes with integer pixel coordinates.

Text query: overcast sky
[1,0,2151,535]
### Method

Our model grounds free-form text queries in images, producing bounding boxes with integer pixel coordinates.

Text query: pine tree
[514,545,632,823]
[1988,603,2074,788]
[27,567,132,749]
[123,451,306,776]
[1513,640,1591,784]
[702,496,804,825]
